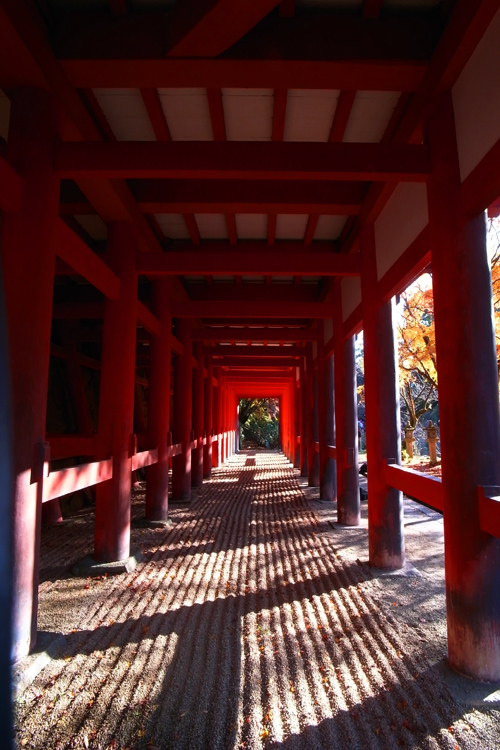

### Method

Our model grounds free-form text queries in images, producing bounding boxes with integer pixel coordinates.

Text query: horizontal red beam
[327,445,337,460]
[55,220,120,300]
[55,142,431,182]
[461,134,500,219]
[171,301,335,319]
[0,154,23,213]
[220,357,297,367]
[383,459,443,512]
[130,179,364,215]
[61,59,426,93]
[131,448,158,471]
[137,301,161,337]
[478,486,500,539]
[204,345,305,356]
[137,248,360,277]
[193,328,316,342]
[47,434,97,460]
[42,458,113,503]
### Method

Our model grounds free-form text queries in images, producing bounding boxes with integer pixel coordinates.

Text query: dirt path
[15,451,499,749]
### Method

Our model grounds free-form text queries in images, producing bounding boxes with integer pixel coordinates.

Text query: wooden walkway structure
[0,0,500,706]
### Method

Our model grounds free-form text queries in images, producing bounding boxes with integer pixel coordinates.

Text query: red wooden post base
[427,93,500,681]
[94,223,138,563]
[145,281,171,522]
[361,226,404,570]
[172,319,192,500]
[1,88,60,661]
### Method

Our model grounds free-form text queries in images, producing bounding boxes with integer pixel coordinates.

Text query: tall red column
[94,223,138,563]
[1,89,60,661]
[212,366,221,468]
[299,359,308,476]
[306,344,319,486]
[172,319,192,500]
[361,225,404,570]
[426,93,500,681]
[203,356,213,477]
[191,342,204,487]
[318,322,336,501]
[145,281,171,522]
[334,299,360,525]
[294,377,300,468]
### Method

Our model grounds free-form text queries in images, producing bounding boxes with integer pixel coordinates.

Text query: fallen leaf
[259,727,269,739]
[137,730,146,737]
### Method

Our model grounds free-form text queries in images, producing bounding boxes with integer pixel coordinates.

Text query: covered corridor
[15,452,498,749]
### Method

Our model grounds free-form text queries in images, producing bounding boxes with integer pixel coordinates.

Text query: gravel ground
[15,451,500,749]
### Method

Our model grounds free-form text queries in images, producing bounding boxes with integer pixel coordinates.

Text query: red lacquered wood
[172,318,193,500]
[192,341,205,487]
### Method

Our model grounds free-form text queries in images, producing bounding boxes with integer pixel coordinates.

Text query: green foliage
[239,398,279,448]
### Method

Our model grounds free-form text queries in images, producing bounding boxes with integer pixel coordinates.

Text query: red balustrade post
[1,88,60,660]
[94,223,138,563]
[426,93,500,680]
[145,281,171,522]
[361,224,404,570]
[172,318,192,500]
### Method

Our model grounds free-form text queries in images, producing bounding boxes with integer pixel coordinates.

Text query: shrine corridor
[16,452,496,749]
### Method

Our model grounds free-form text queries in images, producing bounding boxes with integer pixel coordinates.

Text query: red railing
[382,459,443,512]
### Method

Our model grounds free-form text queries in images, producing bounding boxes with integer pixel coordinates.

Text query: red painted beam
[42,458,114,503]
[137,301,161,337]
[383,459,443,512]
[193,328,316,341]
[272,89,287,142]
[478,487,500,539]
[204,345,305,356]
[0,153,24,213]
[172,301,336,318]
[131,179,365,214]
[140,88,171,141]
[218,357,297,367]
[131,448,159,472]
[136,247,361,277]
[461,134,500,219]
[362,0,384,19]
[55,220,121,300]
[55,141,431,182]
[377,226,430,304]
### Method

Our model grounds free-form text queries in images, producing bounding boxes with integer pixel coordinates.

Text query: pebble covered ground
[15,451,500,749]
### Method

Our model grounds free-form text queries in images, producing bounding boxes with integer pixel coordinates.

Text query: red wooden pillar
[361,224,404,570]
[334,294,360,525]
[94,223,138,563]
[235,393,240,452]
[426,93,500,681]
[145,281,171,522]
[318,321,336,501]
[1,88,60,661]
[212,366,221,468]
[203,356,213,477]
[192,342,204,487]
[172,319,192,500]
[294,376,301,468]
[306,344,319,485]
[299,359,308,476]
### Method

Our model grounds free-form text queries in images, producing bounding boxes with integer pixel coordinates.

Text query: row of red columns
[1,89,499,680]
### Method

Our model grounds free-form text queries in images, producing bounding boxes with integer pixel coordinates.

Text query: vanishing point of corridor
[16,453,494,749]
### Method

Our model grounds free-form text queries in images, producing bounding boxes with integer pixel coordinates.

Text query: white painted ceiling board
[235,214,268,239]
[222,89,273,141]
[158,88,213,140]
[276,214,309,240]
[343,91,400,143]
[93,88,156,141]
[195,214,228,239]
[314,215,347,240]
[284,89,339,142]
[154,213,190,239]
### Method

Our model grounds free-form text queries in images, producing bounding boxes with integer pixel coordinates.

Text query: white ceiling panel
[222,89,273,141]
[235,214,268,240]
[158,88,213,140]
[343,91,401,143]
[314,215,348,240]
[74,214,108,241]
[276,214,309,240]
[284,89,339,142]
[93,88,156,141]
[154,213,190,239]
[195,214,228,239]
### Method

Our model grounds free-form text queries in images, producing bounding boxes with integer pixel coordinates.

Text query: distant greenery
[239,398,279,448]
